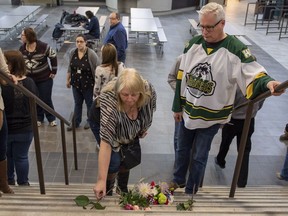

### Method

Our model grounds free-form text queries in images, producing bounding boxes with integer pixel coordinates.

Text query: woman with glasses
[66,34,100,131]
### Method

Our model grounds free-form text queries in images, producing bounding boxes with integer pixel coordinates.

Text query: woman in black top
[3,50,38,186]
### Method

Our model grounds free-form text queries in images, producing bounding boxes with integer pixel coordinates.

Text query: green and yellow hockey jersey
[172,35,274,129]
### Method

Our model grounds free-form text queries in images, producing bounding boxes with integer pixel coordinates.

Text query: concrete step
[1,184,288,215]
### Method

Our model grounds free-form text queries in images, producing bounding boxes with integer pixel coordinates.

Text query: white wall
[137,0,172,12]
[0,0,11,4]
[106,0,118,11]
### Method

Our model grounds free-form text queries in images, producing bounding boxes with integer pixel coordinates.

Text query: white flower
[150,187,158,196]
[159,182,169,194]
[137,182,151,198]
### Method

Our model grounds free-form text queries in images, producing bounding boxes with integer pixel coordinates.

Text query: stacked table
[130,8,158,44]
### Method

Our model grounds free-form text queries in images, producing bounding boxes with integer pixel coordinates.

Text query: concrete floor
[0,0,288,188]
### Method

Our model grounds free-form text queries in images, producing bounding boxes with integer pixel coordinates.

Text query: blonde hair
[198,2,225,22]
[102,68,150,111]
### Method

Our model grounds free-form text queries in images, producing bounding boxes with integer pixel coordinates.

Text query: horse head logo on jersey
[185,62,216,98]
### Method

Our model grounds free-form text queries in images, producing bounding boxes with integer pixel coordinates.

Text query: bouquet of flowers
[119,181,174,210]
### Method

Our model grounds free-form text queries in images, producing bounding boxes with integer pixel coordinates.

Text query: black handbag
[120,139,141,169]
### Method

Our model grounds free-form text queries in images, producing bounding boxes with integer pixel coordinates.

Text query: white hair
[198,2,225,21]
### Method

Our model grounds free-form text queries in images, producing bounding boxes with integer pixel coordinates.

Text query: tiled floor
[1,0,288,188]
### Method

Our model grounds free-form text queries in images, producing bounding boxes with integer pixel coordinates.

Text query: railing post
[71,114,78,170]
[29,97,45,194]
[60,120,69,185]
[229,102,254,198]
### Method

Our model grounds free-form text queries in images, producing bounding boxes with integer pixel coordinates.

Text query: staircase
[1,184,288,215]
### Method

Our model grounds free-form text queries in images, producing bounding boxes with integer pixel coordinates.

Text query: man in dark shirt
[81,10,100,40]
[103,12,128,63]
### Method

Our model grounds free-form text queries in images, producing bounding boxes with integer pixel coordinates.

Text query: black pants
[216,118,255,187]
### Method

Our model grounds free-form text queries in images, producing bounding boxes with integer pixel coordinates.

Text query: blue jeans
[6,132,33,185]
[174,121,181,155]
[36,78,56,122]
[281,147,288,180]
[173,121,220,194]
[72,86,93,127]
[89,121,100,144]
[0,112,8,161]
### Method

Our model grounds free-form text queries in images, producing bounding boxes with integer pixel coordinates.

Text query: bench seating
[30,14,49,29]
[17,14,49,39]
[157,28,167,54]
[122,16,129,28]
[154,17,162,28]
[98,15,107,38]
[235,35,252,46]
[188,18,200,35]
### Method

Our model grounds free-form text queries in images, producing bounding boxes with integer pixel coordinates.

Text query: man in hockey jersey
[171,2,284,195]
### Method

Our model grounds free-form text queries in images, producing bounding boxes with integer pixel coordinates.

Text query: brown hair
[101,43,119,76]
[4,50,26,77]
[23,27,37,43]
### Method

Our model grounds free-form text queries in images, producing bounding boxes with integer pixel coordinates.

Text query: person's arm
[46,45,58,77]
[66,72,71,88]
[168,55,182,91]
[93,141,112,200]
[113,29,127,61]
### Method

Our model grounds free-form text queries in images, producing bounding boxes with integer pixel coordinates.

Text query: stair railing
[229,80,288,198]
[0,70,79,194]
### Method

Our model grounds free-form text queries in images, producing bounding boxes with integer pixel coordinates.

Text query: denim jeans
[173,121,220,194]
[89,120,100,144]
[72,86,93,127]
[6,132,33,185]
[0,113,8,161]
[36,78,56,122]
[174,121,181,154]
[281,147,288,180]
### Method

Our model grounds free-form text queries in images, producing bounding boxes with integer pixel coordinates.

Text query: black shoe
[84,122,90,130]
[214,157,225,169]
[8,180,15,185]
[67,125,79,131]
[18,182,30,186]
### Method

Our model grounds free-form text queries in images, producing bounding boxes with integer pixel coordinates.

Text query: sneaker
[49,120,57,127]
[168,181,185,191]
[37,121,42,127]
[96,143,100,151]
[276,172,285,180]
[84,122,90,130]
[214,157,225,169]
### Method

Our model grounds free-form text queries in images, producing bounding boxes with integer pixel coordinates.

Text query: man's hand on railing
[267,81,285,96]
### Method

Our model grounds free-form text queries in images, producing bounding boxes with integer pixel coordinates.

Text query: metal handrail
[0,70,78,194]
[229,80,288,198]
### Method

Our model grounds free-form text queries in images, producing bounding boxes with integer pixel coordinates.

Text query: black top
[2,77,38,134]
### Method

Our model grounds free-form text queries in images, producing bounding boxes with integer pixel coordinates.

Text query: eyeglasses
[76,40,85,43]
[109,17,117,20]
[197,20,223,32]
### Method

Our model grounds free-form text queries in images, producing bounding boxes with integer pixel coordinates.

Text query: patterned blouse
[70,49,94,90]
[99,81,157,151]
[93,62,125,100]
